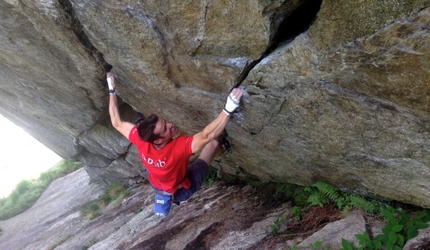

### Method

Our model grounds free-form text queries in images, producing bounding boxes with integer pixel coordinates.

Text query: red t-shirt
[129,126,193,194]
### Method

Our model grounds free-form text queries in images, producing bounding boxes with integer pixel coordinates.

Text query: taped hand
[107,73,115,90]
[223,88,244,115]
[107,73,116,94]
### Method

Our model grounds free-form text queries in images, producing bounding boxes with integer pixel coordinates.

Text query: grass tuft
[80,181,131,219]
[47,235,73,250]
[81,201,101,220]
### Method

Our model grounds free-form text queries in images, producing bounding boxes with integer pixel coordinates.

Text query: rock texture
[1,0,430,208]
[403,222,430,250]
[296,210,366,249]
[0,169,295,250]
[0,169,428,249]
[0,169,400,250]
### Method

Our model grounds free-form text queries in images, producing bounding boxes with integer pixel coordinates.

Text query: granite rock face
[0,169,427,249]
[1,0,430,207]
[0,169,352,250]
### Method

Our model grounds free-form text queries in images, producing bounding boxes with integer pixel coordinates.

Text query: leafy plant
[340,206,352,218]
[341,238,355,250]
[291,206,301,221]
[204,166,219,185]
[232,180,429,250]
[270,214,286,234]
[312,182,339,201]
[348,195,376,213]
[273,183,295,199]
[270,223,279,233]
[310,241,331,250]
[305,182,379,213]
[272,183,310,206]
[340,208,430,249]
[306,186,330,207]
[406,209,430,238]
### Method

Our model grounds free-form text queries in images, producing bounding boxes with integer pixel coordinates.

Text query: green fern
[312,182,340,201]
[340,206,352,218]
[349,195,376,213]
[308,182,379,213]
[336,196,349,209]
[307,192,330,207]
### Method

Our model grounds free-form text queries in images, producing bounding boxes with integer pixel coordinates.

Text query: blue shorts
[173,159,209,202]
[150,159,209,203]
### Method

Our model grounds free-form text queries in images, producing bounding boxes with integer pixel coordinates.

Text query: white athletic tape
[107,76,114,90]
[224,92,239,113]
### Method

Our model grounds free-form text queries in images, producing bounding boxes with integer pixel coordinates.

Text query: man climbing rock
[106,72,244,216]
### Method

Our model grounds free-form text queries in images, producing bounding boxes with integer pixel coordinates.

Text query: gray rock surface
[0,168,294,250]
[1,169,429,249]
[297,210,366,249]
[403,223,430,250]
[0,0,430,208]
[0,169,390,249]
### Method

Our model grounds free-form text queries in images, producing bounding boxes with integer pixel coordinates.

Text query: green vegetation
[240,180,430,249]
[134,208,143,214]
[101,181,131,208]
[47,235,73,250]
[270,181,430,250]
[0,160,82,220]
[80,181,131,220]
[204,166,219,185]
[270,214,286,233]
[1,160,427,249]
[81,201,101,220]
[291,206,301,221]
[341,208,430,250]
[305,182,380,213]
[310,241,331,250]
[273,182,310,206]
[82,237,98,250]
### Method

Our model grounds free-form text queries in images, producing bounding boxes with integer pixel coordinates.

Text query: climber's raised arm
[107,72,134,140]
[191,88,243,154]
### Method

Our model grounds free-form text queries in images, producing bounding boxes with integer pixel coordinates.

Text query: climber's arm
[107,73,134,140]
[191,88,243,153]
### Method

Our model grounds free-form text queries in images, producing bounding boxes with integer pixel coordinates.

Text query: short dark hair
[137,113,160,143]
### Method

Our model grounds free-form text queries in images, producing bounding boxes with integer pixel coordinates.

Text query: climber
[106,72,244,216]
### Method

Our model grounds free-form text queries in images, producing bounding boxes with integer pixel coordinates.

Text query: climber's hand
[223,88,244,115]
[107,72,116,90]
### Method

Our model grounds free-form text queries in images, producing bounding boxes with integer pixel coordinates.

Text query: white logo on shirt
[141,153,166,169]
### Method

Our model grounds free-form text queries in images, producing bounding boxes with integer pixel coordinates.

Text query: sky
[0,115,62,198]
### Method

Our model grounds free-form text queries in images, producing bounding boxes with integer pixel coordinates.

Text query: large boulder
[240,5,430,206]
[0,0,430,207]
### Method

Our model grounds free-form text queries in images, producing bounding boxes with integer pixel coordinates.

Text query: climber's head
[137,113,178,147]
